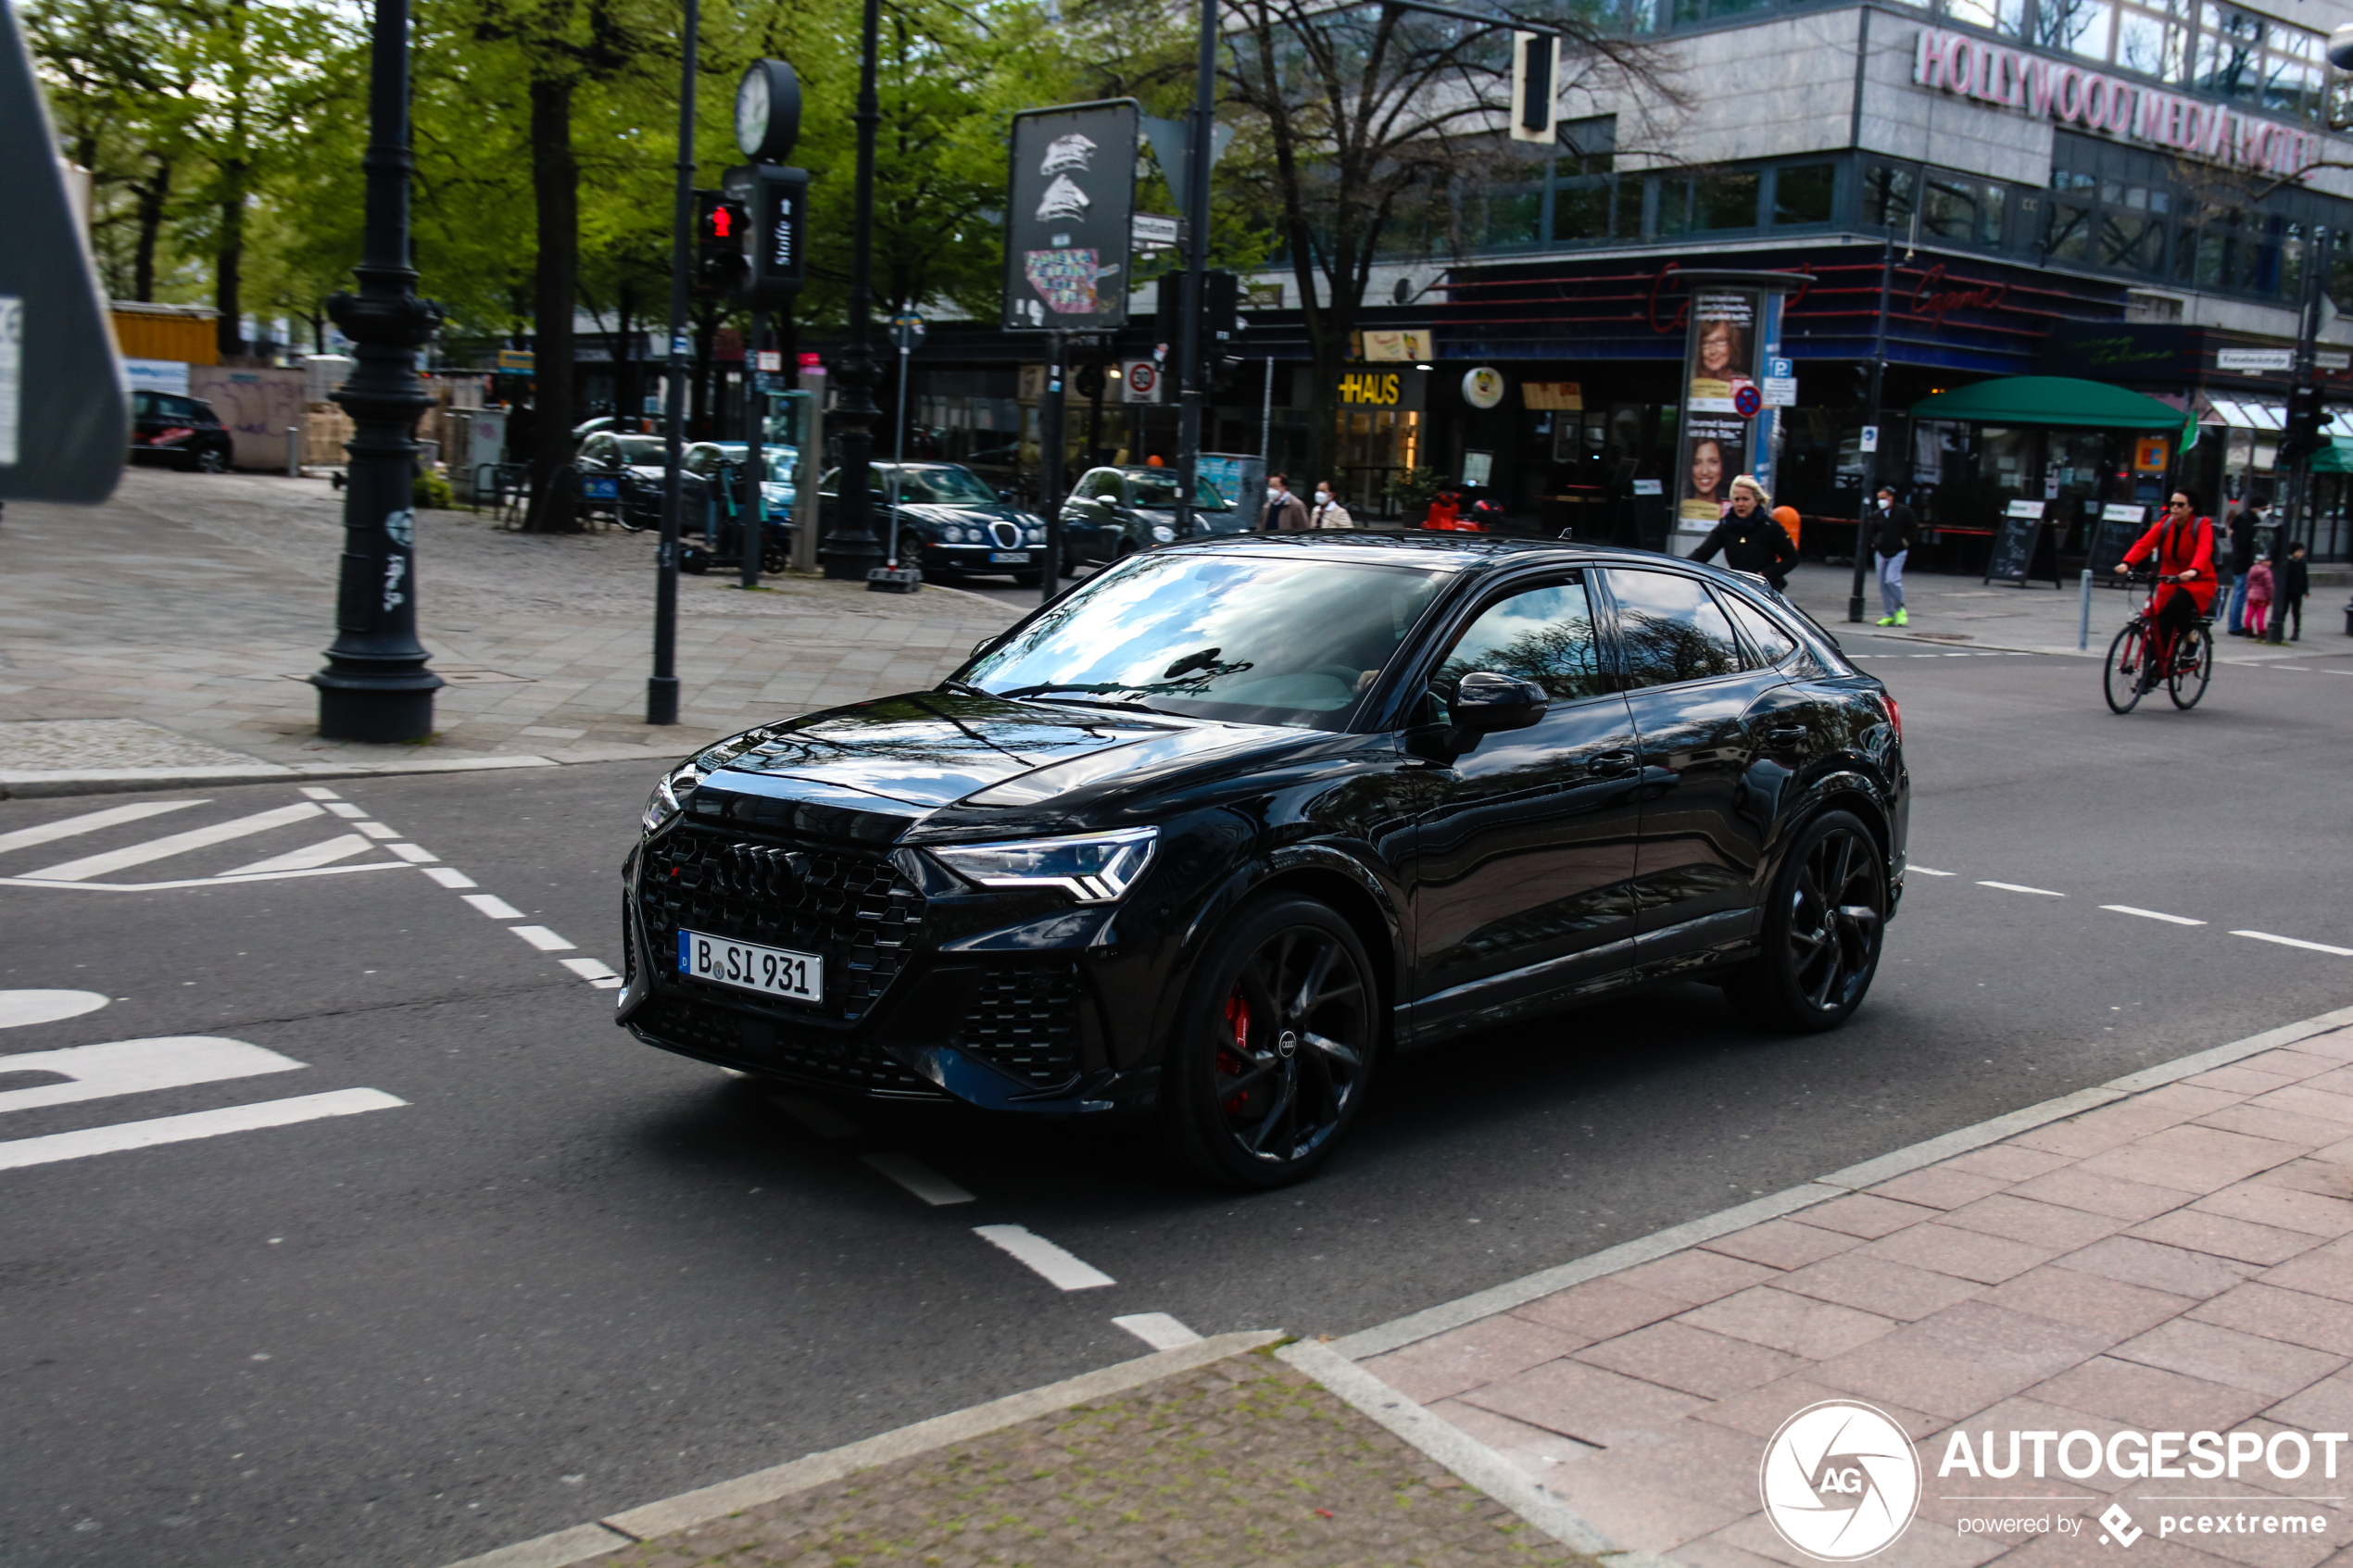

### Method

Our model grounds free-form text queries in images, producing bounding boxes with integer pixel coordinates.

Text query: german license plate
[988,550,1032,563]
[582,475,619,500]
[677,929,822,1003]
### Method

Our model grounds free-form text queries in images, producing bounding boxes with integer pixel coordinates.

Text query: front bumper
[914,541,1042,573]
[616,819,1164,1115]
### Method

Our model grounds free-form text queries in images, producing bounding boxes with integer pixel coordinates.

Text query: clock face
[735,69,769,157]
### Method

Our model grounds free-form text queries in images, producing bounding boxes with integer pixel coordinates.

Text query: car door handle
[1589,748,1638,775]
[1764,726,1806,747]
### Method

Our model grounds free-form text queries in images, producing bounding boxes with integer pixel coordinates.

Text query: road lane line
[324,802,368,820]
[422,866,477,888]
[296,786,341,800]
[773,1095,862,1140]
[23,802,325,882]
[1910,867,1957,876]
[1113,1313,1205,1350]
[462,894,526,920]
[558,957,619,985]
[1980,881,2065,897]
[382,842,439,863]
[862,1152,975,1206]
[973,1223,1116,1290]
[0,1089,405,1172]
[2233,930,2353,957]
[0,990,108,1030]
[2103,905,2207,926]
[510,925,576,952]
[0,864,409,892]
[223,834,377,875]
[354,822,399,839]
[0,799,206,857]
[0,1036,304,1113]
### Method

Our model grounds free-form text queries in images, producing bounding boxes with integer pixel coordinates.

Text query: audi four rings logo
[1760,1401,1922,1561]
[719,845,806,897]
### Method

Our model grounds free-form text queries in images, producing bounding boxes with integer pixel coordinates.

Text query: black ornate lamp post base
[317,669,441,743]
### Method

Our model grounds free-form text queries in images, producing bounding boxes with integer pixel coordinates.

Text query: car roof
[1158,530,1791,590]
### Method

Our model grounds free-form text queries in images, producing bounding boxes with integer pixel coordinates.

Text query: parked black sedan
[820,462,1052,583]
[1061,465,1245,564]
[619,534,1907,1186]
[129,389,235,472]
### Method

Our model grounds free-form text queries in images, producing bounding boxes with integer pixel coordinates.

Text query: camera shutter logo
[1759,1401,1921,1561]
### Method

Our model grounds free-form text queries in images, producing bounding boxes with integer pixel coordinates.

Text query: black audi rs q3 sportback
[620,533,1908,1187]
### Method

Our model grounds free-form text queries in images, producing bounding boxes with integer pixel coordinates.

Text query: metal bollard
[2079,569,2093,651]
[286,426,302,478]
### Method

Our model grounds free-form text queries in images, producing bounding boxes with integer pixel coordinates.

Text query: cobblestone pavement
[0,468,1018,772]
[1357,1020,2353,1568]
[610,1351,1588,1568]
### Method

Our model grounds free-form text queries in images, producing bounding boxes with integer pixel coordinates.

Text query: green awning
[1907,376,2189,431]
[2313,437,2353,474]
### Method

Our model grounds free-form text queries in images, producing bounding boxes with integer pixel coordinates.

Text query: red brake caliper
[1219,990,1251,1113]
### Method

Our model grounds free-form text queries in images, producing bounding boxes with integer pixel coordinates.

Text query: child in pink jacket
[2244,558,2275,639]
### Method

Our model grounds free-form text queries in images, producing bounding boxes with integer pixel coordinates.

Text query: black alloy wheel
[2104,621,2150,714]
[194,445,228,474]
[2169,624,2212,709]
[1727,809,1887,1034]
[1162,896,1379,1188]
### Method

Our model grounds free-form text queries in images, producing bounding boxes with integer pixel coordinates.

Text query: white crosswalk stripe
[22,802,327,882]
[222,834,378,876]
[0,799,207,856]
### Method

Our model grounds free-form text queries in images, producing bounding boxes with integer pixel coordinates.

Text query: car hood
[705,691,1306,815]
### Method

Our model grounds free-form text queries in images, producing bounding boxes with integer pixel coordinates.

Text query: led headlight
[1151,523,1176,544]
[1025,525,1047,544]
[928,826,1157,903]
[641,760,704,834]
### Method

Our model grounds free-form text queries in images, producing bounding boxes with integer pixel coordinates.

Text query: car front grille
[636,823,926,1022]
[954,963,1084,1088]
[632,993,944,1097]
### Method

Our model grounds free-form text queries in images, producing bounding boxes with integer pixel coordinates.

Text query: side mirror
[1451,671,1548,740]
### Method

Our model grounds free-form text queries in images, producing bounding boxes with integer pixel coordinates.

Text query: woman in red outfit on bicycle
[2116,490,2216,662]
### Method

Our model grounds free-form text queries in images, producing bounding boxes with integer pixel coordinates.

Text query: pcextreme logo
[1760,1401,1923,1561]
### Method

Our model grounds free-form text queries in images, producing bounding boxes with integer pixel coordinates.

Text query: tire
[679,546,710,575]
[1726,809,1888,1034]
[2104,621,2150,713]
[192,446,228,474]
[1158,895,1380,1189]
[2169,623,2212,709]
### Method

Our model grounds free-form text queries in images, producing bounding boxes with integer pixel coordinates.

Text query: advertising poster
[1000,101,1139,332]
[1675,289,1762,545]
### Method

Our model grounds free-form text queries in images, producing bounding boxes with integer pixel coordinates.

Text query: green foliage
[413,467,457,510]
[1387,465,1449,511]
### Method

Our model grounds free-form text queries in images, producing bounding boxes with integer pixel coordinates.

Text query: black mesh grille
[636,824,925,1021]
[955,964,1083,1088]
[632,993,943,1097]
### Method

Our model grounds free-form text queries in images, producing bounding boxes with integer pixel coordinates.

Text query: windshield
[821,465,1000,505]
[615,436,668,464]
[707,443,798,469]
[1127,471,1227,509]
[963,552,1446,731]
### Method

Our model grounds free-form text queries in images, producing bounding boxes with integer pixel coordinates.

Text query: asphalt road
[5,625,2352,1568]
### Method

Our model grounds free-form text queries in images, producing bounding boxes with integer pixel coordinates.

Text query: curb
[0,749,679,799]
[439,1330,1283,1568]
[1328,1000,2353,1361]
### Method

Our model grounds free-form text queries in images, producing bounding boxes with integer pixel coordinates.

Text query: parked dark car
[620,535,1906,1185]
[819,462,1052,583]
[1060,465,1244,564]
[574,431,673,529]
[129,390,234,472]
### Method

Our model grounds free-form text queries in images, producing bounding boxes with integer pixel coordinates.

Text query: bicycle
[2103,570,2213,713]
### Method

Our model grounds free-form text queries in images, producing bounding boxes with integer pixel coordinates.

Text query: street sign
[0,0,126,501]
[742,165,809,304]
[2218,348,2294,373]
[1131,214,1181,248]
[889,313,926,352]
[1002,100,1139,332]
[1733,383,1764,418]
[1859,424,1880,453]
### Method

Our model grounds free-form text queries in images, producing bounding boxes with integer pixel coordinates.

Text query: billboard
[1002,100,1139,332]
[1675,288,1761,542]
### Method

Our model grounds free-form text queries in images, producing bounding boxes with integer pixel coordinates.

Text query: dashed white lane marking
[2103,905,2208,927]
[0,1089,405,1172]
[0,990,109,1030]
[1114,1313,1205,1350]
[862,1152,975,1206]
[297,786,342,800]
[354,822,399,840]
[323,802,368,820]
[0,799,205,855]
[559,958,621,987]
[462,894,526,921]
[773,1094,863,1140]
[224,834,376,876]
[510,925,576,952]
[2234,930,2353,957]
[974,1223,1116,1290]
[23,802,325,882]
[383,843,438,864]
[1910,867,1957,876]
[1979,880,2065,897]
[422,866,477,888]
[0,1037,302,1113]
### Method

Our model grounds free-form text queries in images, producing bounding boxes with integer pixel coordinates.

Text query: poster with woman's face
[1677,290,1761,529]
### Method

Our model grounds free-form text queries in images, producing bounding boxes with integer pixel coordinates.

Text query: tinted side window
[1431,579,1605,707]
[1080,470,1123,500]
[1607,570,1744,687]
[581,435,613,463]
[1725,596,1797,666]
[132,391,157,417]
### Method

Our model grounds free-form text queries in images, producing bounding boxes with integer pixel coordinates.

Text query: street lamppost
[314,0,443,742]
[648,0,699,725]
[819,0,886,580]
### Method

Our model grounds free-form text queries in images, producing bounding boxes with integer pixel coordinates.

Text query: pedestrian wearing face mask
[1262,472,1308,533]
[1310,481,1353,529]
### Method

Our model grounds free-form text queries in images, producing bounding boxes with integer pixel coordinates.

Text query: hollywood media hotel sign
[1914,27,2322,174]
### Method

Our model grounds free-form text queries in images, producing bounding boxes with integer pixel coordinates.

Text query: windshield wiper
[938,678,991,697]
[994,684,1173,714]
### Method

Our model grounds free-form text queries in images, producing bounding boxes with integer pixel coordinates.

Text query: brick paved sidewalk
[0,469,1017,776]
[1357,1020,2353,1568]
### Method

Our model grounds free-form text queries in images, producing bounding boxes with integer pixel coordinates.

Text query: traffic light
[2281,381,2328,462]
[1155,270,1242,363]
[1510,31,1557,144]
[695,191,749,297]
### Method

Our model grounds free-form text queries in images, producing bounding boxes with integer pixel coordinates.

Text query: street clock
[734,59,801,162]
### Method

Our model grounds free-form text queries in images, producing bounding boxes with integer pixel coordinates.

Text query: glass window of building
[2037,0,2114,62]
[1944,0,2026,34]
[1773,162,1835,225]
